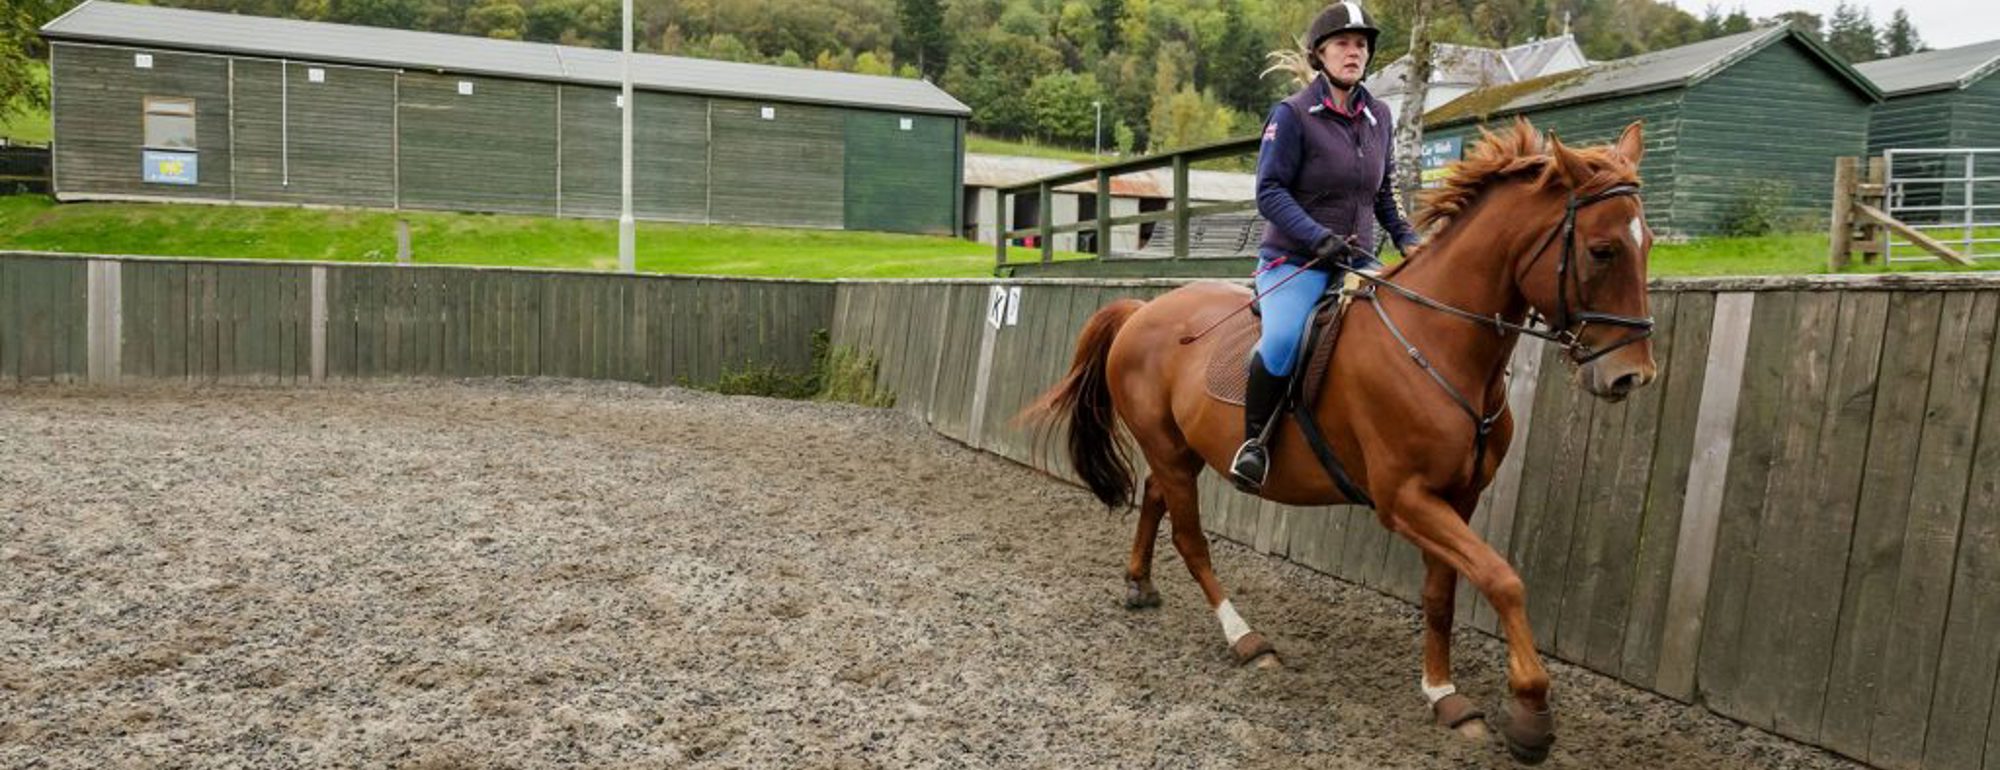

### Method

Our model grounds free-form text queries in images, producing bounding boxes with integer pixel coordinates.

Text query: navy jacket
[1255,79,1420,268]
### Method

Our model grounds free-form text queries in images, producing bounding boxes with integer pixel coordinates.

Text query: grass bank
[0,196,1080,279]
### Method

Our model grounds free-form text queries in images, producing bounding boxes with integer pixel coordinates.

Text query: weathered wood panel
[557,86,708,222]
[708,99,843,229]
[0,256,87,382]
[52,44,233,202]
[398,72,557,215]
[230,59,397,207]
[1677,37,1874,237]
[843,112,957,235]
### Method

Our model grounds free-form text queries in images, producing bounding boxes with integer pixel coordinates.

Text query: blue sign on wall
[143,151,198,185]
[1418,136,1463,187]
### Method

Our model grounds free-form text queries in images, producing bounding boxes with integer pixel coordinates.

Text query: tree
[942,30,1063,135]
[1026,71,1106,144]
[1825,2,1880,62]
[1721,7,1752,34]
[1,0,64,128]
[465,0,526,40]
[1770,11,1823,42]
[327,0,423,30]
[1882,7,1923,57]
[894,0,949,79]
[1147,85,1238,152]
[1395,0,1436,212]
[1211,0,1270,115]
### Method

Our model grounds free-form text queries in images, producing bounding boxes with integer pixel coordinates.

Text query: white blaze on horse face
[1628,212,1646,247]
[1216,599,1252,644]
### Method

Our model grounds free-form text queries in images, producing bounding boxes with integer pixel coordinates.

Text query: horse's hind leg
[1123,477,1167,609]
[1153,456,1280,669]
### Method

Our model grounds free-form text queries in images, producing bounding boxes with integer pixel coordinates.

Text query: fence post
[994,188,1007,269]
[1173,154,1190,259]
[1038,181,1054,264]
[1863,156,1886,264]
[1095,169,1112,257]
[1829,157,1855,270]
[396,220,412,265]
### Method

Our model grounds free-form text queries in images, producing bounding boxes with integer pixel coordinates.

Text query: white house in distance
[962,153,1255,254]
[1371,35,1591,117]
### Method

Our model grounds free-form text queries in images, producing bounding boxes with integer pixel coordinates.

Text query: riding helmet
[1305,2,1381,72]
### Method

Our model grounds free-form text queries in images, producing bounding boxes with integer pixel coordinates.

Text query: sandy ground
[0,380,1865,769]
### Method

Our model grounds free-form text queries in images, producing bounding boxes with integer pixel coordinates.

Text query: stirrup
[1229,440,1268,493]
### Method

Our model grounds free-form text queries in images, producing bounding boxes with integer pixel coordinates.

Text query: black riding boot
[1229,353,1288,494]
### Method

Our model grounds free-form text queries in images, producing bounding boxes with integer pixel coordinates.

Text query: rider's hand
[1312,233,1352,263]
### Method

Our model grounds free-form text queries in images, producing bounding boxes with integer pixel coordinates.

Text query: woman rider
[1229,2,1423,494]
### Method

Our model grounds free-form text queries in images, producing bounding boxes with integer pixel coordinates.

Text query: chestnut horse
[1021,119,1658,764]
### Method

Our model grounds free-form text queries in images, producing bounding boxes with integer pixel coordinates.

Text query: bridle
[1350,181,1654,474]
[1517,183,1655,365]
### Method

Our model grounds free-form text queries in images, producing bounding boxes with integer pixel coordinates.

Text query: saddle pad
[1202,313,1264,406]
[1202,281,1357,407]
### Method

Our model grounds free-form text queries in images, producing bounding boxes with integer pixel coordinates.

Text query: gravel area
[1,380,1866,769]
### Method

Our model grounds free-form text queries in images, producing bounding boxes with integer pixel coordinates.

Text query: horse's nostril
[1611,372,1640,392]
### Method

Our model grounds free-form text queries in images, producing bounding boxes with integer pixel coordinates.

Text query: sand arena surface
[1,381,1862,769]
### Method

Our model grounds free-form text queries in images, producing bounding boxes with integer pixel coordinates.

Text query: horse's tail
[1019,298,1144,510]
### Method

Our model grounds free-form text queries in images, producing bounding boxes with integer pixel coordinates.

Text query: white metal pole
[618,0,636,272]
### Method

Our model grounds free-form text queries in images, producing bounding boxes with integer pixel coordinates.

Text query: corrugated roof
[1373,36,1587,97]
[962,154,1253,201]
[1856,39,2000,96]
[40,0,970,116]
[1428,25,1880,127]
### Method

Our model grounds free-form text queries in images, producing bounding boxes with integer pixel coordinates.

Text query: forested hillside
[3,0,1928,155]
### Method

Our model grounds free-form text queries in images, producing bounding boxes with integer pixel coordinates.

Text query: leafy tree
[893,0,949,79]
[1721,6,1751,34]
[1881,7,1923,57]
[1,0,64,127]
[1770,10,1823,42]
[1825,1,1880,62]
[1147,84,1238,152]
[327,0,424,29]
[942,30,1063,135]
[465,0,526,39]
[1211,0,1270,115]
[854,50,895,75]
[1025,71,1106,144]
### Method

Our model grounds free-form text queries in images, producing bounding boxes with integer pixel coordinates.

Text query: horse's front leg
[1390,488,1554,764]
[1421,553,1492,740]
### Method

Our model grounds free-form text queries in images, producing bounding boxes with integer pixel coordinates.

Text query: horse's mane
[1413,119,1638,240]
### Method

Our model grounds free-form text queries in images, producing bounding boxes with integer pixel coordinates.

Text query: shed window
[143,97,197,150]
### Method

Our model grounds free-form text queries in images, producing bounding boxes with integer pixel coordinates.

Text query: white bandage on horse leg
[1216,599,1252,644]
[1422,678,1458,706]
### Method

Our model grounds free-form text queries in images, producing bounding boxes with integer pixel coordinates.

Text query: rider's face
[1317,31,1369,89]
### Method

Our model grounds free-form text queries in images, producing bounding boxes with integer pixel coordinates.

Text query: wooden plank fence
[6,250,2000,770]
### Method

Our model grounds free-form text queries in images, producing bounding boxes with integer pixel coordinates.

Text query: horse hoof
[1432,693,1490,741]
[1231,631,1279,668]
[1492,700,1554,765]
[1124,580,1161,609]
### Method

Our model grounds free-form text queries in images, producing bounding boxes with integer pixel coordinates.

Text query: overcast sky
[1713,0,1992,50]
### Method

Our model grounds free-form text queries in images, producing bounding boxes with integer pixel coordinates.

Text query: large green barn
[1421,25,1881,238]
[1858,39,2000,155]
[39,1,969,235]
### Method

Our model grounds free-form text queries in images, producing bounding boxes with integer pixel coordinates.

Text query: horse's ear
[1616,120,1645,165]
[1547,131,1592,189]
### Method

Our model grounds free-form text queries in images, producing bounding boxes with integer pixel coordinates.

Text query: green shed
[41,0,969,236]
[1422,25,1882,238]
[1858,39,2000,155]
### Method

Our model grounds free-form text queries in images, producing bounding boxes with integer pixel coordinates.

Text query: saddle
[1203,273,1375,506]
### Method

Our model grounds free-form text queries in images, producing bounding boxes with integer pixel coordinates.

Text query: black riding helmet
[1305,2,1382,73]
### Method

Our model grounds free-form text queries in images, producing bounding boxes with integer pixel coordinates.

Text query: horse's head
[1530,122,1657,401]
